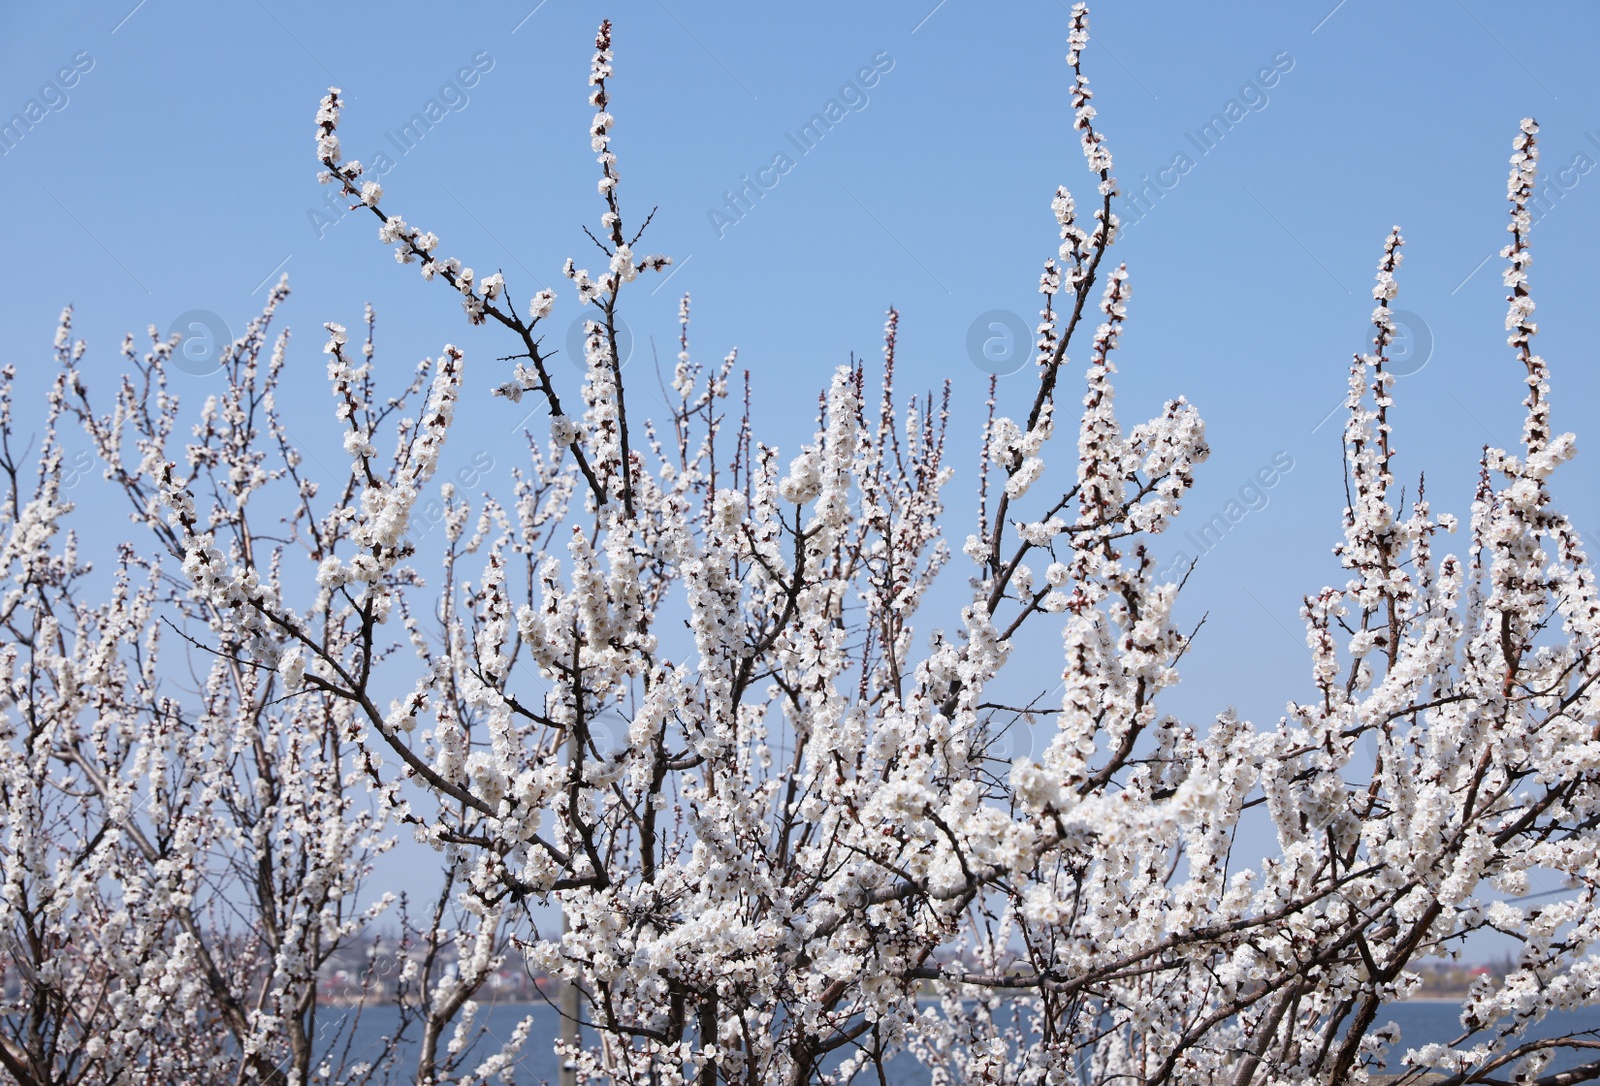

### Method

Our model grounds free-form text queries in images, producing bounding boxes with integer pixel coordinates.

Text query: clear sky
[4,1,1599,909]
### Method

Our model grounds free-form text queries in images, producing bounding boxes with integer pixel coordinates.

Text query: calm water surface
[314,1001,1599,1083]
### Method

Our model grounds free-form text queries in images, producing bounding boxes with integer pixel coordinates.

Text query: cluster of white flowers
[0,299,502,1084]
[528,287,556,321]
[1067,3,1115,196]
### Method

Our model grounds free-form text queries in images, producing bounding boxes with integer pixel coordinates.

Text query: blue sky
[4,2,1600,892]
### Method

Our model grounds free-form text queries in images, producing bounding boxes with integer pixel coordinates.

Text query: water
[311,1000,1599,1083]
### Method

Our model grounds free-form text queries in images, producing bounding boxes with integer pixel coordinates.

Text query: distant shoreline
[313,993,1600,1010]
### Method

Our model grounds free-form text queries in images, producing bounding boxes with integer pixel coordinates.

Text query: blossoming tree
[3,7,1599,1085]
